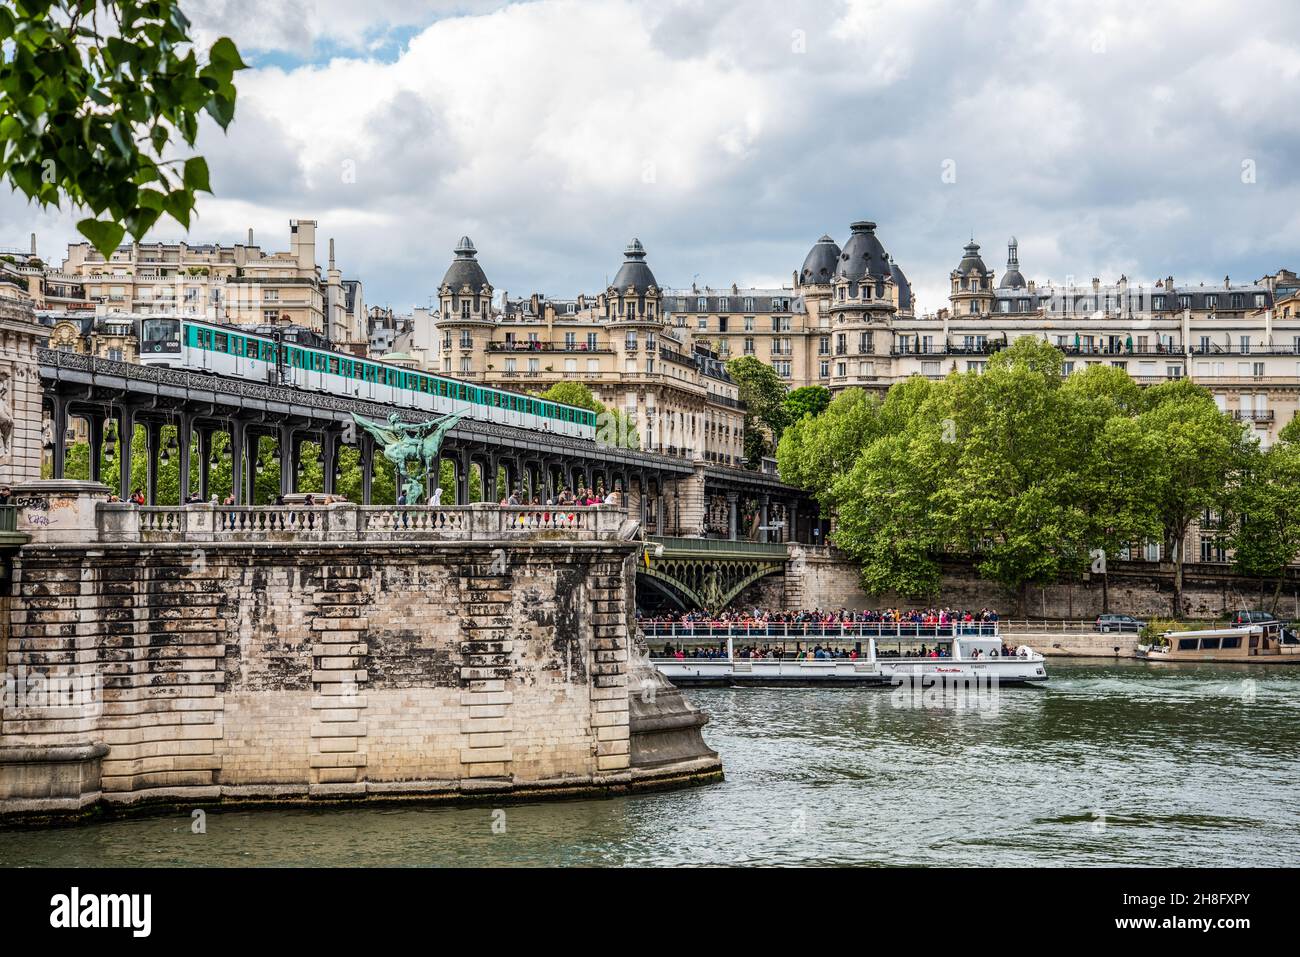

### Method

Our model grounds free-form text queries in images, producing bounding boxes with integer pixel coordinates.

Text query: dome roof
[799,234,841,285]
[610,238,658,294]
[441,236,490,293]
[889,256,912,310]
[955,240,988,276]
[838,221,891,283]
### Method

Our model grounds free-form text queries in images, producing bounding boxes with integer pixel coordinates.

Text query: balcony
[488,341,611,354]
[1232,410,1275,422]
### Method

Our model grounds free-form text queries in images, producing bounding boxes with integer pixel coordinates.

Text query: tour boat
[1137,621,1300,664]
[650,630,1048,687]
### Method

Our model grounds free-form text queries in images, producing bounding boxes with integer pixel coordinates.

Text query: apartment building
[430,237,745,465]
[54,220,366,349]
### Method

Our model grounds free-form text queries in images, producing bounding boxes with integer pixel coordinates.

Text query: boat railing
[638,622,1007,640]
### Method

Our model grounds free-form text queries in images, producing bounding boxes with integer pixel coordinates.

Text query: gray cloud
[6,0,1299,319]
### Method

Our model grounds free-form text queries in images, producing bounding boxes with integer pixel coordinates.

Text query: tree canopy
[0,1,245,257]
[725,355,789,467]
[778,335,1269,615]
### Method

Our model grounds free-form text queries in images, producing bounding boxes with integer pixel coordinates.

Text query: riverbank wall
[787,546,1298,620]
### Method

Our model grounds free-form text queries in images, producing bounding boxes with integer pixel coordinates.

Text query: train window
[215,333,228,352]
[233,337,245,357]
[328,357,339,375]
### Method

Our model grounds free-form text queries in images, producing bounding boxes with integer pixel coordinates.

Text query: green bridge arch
[637,537,788,613]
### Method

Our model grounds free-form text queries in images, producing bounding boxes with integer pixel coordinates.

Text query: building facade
[52,220,366,350]
[429,238,746,466]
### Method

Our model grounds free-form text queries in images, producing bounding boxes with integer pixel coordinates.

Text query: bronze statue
[350,410,466,504]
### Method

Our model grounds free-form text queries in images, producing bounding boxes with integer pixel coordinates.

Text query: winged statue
[350,410,467,503]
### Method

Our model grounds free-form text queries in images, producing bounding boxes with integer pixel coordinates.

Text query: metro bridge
[38,348,824,551]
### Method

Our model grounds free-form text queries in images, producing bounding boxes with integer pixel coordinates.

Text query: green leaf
[183,156,210,192]
[208,37,248,73]
[77,218,126,259]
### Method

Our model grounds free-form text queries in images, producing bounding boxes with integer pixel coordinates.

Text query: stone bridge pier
[0,490,721,819]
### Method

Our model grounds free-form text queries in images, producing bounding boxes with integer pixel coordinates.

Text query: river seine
[2,659,1296,867]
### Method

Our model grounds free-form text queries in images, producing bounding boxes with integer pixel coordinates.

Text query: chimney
[30,232,36,256]
[1092,277,1100,291]
[329,238,336,270]
[1167,275,1174,290]
[247,228,254,246]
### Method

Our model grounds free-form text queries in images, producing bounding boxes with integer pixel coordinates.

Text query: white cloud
[6,0,1300,315]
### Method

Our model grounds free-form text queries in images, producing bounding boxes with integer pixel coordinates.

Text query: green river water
[1,659,1296,867]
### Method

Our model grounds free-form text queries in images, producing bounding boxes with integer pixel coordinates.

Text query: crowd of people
[638,606,1000,632]
[500,485,621,508]
[658,640,1020,661]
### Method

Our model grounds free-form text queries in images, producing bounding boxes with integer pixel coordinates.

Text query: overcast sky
[5,0,1300,315]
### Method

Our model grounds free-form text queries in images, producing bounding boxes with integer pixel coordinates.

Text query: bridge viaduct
[38,348,822,549]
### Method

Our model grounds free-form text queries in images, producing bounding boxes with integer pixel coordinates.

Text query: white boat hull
[653,655,1047,687]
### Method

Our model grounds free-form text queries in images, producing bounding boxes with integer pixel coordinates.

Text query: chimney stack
[329,237,336,270]
[30,232,36,256]
[247,228,254,246]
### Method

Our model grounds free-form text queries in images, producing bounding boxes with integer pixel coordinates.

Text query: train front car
[136,317,184,366]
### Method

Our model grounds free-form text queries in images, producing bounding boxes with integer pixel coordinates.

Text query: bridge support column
[229,422,244,505]
[244,430,260,506]
[278,425,294,498]
[758,493,770,543]
[113,408,134,501]
[322,430,339,496]
[359,434,374,505]
[177,413,193,504]
[455,450,470,505]
[88,413,105,484]
[197,428,212,501]
[542,459,556,502]
[480,455,494,502]
[787,499,799,544]
[727,491,738,541]
[144,421,161,506]
[49,395,68,480]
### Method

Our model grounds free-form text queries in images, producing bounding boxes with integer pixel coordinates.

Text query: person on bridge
[428,487,443,506]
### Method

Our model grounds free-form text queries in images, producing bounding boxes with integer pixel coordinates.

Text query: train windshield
[141,319,182,353]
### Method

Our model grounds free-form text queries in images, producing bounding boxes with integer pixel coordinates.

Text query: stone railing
[102,502,635,543]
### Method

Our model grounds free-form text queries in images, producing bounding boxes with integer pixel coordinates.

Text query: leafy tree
[783,385,830,423]
[1231,438,1300,613]
[725,355,788,468]
[1135,387,1254,617]
[533,381,600,412]
[776,387,880,504]
[0,1,246,257]
[1063,364,1160,610]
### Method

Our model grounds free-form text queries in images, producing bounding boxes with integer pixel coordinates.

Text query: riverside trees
[776,336,1267,617]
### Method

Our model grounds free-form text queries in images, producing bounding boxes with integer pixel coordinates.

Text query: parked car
[1096,614,1145,633]
[1230,611,1278,626]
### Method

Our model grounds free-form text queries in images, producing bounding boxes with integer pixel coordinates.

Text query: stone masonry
[0,536,721,817]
